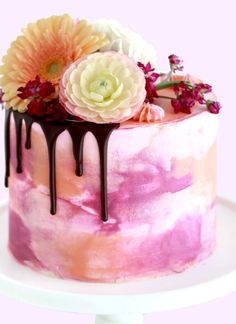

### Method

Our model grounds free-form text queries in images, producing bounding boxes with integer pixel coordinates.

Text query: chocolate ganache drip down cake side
[0,15,221,282]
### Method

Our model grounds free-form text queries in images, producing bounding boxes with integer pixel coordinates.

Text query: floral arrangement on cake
[0,14,221,124]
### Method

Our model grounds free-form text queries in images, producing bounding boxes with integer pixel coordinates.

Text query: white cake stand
[1,198,236,324]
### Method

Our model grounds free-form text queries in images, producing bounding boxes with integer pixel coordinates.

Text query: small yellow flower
[0,15,108,112]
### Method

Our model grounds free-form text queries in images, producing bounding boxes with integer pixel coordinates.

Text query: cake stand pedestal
[1,198,236,324]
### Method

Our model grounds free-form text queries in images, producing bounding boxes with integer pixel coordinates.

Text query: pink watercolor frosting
[7,109,218,282]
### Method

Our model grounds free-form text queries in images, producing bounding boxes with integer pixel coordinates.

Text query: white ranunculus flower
[92,19,157,66]
[60,52,146,124]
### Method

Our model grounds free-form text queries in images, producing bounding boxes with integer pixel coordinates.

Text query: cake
[0,15,221,283]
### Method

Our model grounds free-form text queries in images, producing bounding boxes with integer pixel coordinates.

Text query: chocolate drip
[40,123,64,215]
[68,125,87,177]
[93,125,119,222]
[13,112,23,173]
[25,119,34,149]
[68,123,119,221]
[4,110,12,187]
[5,110,119,222]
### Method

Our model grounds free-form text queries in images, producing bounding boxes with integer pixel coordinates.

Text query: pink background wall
[0,0,235,323]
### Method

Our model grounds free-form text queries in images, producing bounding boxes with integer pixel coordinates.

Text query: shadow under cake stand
[0,198,236,324]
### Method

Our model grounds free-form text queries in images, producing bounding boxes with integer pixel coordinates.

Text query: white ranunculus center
[89,76,115,102]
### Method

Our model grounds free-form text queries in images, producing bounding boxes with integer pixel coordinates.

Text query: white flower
[92,19,157,66]
[59,52,146,123]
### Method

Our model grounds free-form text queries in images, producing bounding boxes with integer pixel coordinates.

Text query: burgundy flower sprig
[17,76,68,122]
[138,55,221,115]
[137,62,160,103]
[0,88,4,105]
[18,76,55,100]
[171,81,221,114]
[168,54,184,73]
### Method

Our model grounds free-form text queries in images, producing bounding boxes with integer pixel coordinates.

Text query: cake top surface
[0,14,221,126]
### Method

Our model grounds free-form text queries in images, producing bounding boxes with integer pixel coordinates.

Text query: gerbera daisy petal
[0,14,108,112]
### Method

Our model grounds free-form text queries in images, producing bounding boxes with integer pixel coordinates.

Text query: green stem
[157,95,176,100]
[156,79,192,91]
[155,80,182,90]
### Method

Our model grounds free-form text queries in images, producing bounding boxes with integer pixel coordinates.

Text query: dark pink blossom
[207,101,221,114]
[45,99,68,122]
[173,81,191,95]
[171,81,198,114]
[0,88,4,104]
[18,76,41,99]
[17,76,55,100]
[168,54,182,65]
[27,98,46,117]
[171,81,221,115]
[194,83,212,94]
[18,76,68,122]
[137,62,160,102]
[137,62,155,74]
[192,83,212,104]
[171,90,195,114]
[38,81,55,98]
[27,97,68,122]
[168,54,184,72]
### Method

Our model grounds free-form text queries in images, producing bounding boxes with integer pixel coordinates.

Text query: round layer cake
[7,105,218,282]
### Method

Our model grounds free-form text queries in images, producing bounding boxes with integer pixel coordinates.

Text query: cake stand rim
[0,196,236,315]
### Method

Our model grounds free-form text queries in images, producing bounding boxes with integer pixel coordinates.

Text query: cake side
[8,110,218,282]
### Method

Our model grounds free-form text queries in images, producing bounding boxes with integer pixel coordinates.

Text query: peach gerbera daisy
[0,14,108,112]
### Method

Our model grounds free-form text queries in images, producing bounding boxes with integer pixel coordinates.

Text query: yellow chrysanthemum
[0,15,108,112]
